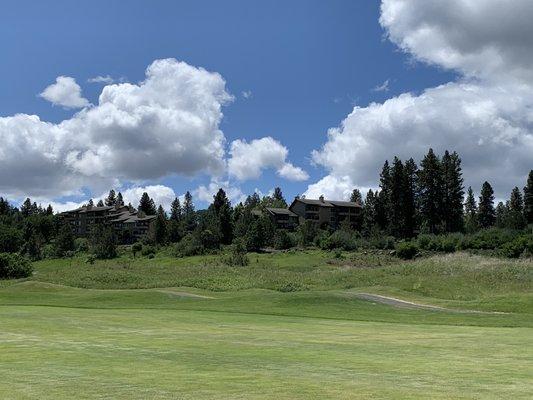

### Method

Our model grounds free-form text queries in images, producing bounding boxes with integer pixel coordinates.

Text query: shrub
[74,237,89,253]
[174,234,205,257]
[0,224,23,253]
[141,244,156,257]
[89,225,117,259]
[0,253,33,279]
[499,235,533,258]
[54,224,75,257]
[320,230,358,251]
[131,242,142,258]
[395,241,418,259]
[462,228,516,250]
[369,235,396,250]
[273,230,294,250]
[223,239,249,266]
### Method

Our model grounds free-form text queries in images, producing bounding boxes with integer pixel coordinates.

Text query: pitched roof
[328,200,362,208]
[265,207,298,217]
[293,198,334,207]
[290,198,362,209]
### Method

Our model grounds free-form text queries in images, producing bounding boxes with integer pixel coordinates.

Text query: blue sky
[1,0,530,210]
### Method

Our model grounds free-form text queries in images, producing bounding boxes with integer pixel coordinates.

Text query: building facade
[289,196,362,229]
[60,204,155,244]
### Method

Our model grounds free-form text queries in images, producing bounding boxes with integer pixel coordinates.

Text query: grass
[1,250,532,398]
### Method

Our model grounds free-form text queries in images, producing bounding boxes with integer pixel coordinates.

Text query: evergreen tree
[116,192,124,207]
[55,223,75,257]
[0,197,10,215]
[402,158,418,238]
[211,188,233,245]
[244,192,261,209]
[350,189,363,204]
[495,201,509,228]
[464,186,478,233]
[138,192,157,215]
[378,160,392,230]
[363,189,378,236]
[272,187,287,208]
[389,157,405,237]
[183,191,197,232]
[96,199,104,207]
[418,148,444,233]
[375,190,388,231]
[524,170,533,225]
[154,205,168,244]
[478,181,495,229]
[20,198,34,217]
[105,189,117,206]
[442,150,464,232]
[87,198,94,207]
[45,204,54,215]
[170,197,182,221]
[508,187,526,229]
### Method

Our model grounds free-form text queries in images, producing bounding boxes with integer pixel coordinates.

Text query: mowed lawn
[1,251,532,399]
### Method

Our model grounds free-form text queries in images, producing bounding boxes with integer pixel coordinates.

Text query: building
[60,204,155,244]
[289,195,362,229]
[264,207,299,230]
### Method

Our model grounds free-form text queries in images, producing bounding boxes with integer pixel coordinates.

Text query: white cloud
[88,75,114,84]
[307,0,533,199]
[372,79,390,92]
[193,180,246,205]
[242,90,252,99]
[228,137,308,181]
[39,76,90,108]
[0,59,233,199]
[121,185,177,212]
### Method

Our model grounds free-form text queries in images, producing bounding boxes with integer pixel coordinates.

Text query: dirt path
[356,293,508,314]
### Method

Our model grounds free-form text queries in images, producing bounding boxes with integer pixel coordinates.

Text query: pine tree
[244,193,261,209]
[389,157,405,237]
[183,191,197,232]
[96,199,104,207]
[211,188,233,245]
[138,192,156,215]
[378,160,392,231]
[363,189,377,236]
[524,170,533,225]
[154,205,168,244]
[272,187,287,208]
[170,197,182,221]
[464,186,478,233]
[442,150,464,232]
[508,187,526,229]
[418,148,444,233]
[116,192,124,207]
[403,158,418,238]
[350,189,363,204]
[45,204,54,215]
[478,181,495,229]
[20,198,34,217]
[87,198,94,207]
[495,202,508,228]
[0,197,10,215]
[105,189,117,206]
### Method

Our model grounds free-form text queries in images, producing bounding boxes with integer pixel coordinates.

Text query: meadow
[1,250,532,399]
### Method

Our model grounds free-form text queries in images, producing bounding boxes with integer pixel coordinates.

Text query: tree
[0,197,10,215]
[402,158,418,238]
[96,199,104,207]
[378,160,392,230]
[464,186,478,233]
[0,224,23,253]
[418,148,444,233]
[55,224,75,257]
[170,197,182,222]
[350,189,363,204]
[362,189,377,236]
[153,205,168,244]
[272,187,287,208]
[45,204,54,215]
[211,188,233,245]
[442,150,464,232]
[105,189,117,206]
[507,187,526,229]
[87,198,94,207]
[524,170,533,225]
[116,192,124,207]
[244,193,261,209]
[495,201,509,229]
[389,157,405,237]
[183,191,197,232]
[20,198,35,217]
[89,225,116,259]
[478,181,495,229]
[138,192,157,215]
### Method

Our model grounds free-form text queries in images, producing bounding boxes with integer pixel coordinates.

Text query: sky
[0,0,531,211]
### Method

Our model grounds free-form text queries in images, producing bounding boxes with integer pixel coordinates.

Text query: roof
[290,198,362,209]
[265,207,298,217]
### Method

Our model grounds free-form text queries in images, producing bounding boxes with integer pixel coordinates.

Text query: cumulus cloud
[120,185,177,211]
[193,180,246,205]
[228,137,308,181]
[39,76,90,108]
[308,0,533,198]
[88,75,114,84]
[0,59,232,199]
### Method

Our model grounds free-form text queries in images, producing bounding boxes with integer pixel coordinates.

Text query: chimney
[319,195,325,203]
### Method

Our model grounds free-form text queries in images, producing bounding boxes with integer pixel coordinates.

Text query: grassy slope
[1,251,532,399]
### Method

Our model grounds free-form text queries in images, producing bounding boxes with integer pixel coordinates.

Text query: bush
[499,235,533,258]
[0,224,23,253]
[273,230,294,250]
[89,225,117,259]
[461,228,516,250]
[320,230,358,251]
[174,234,205,257]
[0,253,33,279]
[141,244,156,257]
[395,241,419,259]
[369,235,396,250]
[223,239,249,266]
[132,242,142,258]
[74,237,89,253]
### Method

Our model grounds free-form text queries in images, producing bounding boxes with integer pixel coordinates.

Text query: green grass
[1,250,532,398]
